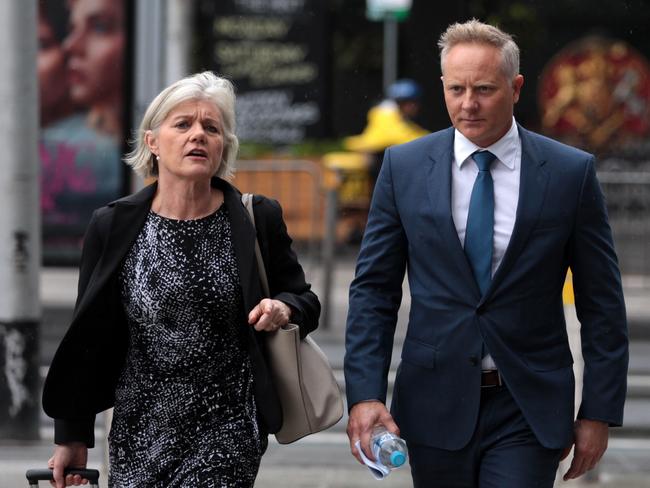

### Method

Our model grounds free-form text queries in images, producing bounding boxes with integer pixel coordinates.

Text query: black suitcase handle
[26,468,100,484]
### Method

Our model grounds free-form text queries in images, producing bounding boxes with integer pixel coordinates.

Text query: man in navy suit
[344,19,628,487]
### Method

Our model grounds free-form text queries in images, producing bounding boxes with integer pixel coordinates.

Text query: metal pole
[0,0,40,440]
[383,15,398,94]
[131,0,167,192]
[165,0,192,85]
[320,169,340,330]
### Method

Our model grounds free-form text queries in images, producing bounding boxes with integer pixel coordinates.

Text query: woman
[43,71,320,487]
[38,0,72,128]
[64,0,125,138]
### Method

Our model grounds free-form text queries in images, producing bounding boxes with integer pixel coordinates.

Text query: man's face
[441,43,524,147]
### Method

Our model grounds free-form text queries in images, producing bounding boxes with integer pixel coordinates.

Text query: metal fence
[233,159,327,267]
[599,171,650,277]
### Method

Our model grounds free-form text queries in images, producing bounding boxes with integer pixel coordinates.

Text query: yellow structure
[563,269,575,305]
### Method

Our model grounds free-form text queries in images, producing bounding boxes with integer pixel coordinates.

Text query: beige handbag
[242,193,344,444]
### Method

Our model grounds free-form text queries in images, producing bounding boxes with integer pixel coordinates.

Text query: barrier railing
[232,159,342,329]
[598,171,650,277]
[233,159,326,264]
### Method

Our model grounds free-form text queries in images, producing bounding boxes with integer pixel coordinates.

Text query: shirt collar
[453,118,519,170]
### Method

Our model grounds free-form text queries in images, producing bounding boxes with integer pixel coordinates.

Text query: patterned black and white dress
[108,204,262,487]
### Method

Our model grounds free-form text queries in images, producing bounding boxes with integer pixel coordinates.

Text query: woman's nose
[63,28,84,54]
[189,123,206,142]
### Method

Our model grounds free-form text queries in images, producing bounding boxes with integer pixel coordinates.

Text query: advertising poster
[38,0,128,263]
[197,0,328,144]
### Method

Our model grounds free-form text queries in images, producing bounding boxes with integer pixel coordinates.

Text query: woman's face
[64,0,124,107]
[146,99,225,182]
[38,16,68,123]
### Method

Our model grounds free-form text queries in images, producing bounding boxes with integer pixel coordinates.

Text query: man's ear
[512,74,524,104]
[144,130,158,155]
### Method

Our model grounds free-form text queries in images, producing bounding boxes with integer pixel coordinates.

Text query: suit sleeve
[344,148,408,407]
[254,196,320,339]
[570,159,628,426]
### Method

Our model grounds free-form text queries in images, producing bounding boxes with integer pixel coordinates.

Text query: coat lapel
[426,129,480,295]
[74,183,156,320]
[220,181,262,315]
[486,127,549,299]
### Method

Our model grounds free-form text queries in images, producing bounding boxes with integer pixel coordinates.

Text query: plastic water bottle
[371,426,408,469]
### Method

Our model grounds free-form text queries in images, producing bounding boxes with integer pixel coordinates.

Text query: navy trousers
[407,385,563,488]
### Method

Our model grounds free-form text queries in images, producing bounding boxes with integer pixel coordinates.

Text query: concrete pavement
[1,254,650,487]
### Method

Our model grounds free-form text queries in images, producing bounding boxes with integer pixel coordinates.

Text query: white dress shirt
[451,118,521,370]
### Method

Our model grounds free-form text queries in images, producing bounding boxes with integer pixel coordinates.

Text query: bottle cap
[390,451,406,467]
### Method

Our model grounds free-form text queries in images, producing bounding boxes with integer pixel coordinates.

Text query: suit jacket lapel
[487,127,549,298]
[426,129,480,295]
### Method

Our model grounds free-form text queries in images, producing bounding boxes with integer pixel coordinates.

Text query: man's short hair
[438,19,520,80]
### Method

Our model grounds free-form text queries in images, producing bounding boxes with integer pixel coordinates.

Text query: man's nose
[461,91,479,111]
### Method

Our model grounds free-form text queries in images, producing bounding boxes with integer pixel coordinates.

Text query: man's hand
[346,400,400,464]
[562,419,609,481]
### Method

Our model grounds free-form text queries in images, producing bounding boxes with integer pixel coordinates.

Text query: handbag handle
[241,193,271,298]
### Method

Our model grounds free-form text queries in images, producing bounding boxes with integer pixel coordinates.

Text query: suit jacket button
[469,356,479,366]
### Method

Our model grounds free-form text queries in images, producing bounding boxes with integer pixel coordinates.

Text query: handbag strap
[241,193,271,298]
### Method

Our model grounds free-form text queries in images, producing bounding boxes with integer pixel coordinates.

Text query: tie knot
[472,151,496,171]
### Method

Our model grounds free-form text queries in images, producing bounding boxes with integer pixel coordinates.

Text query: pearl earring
[156,155,160,161]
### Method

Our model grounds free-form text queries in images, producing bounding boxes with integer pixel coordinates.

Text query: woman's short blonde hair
[438,19,520,80]
[124,71,239,179]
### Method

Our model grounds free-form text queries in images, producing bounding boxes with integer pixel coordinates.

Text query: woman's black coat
[42,177,321,447]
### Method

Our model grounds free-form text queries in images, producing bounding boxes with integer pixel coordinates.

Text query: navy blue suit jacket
[344,126,628,450]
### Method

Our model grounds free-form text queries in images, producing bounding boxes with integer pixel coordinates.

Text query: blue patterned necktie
[464,150,496,295]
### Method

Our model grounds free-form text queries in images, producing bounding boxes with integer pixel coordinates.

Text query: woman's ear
[144,130,158,156]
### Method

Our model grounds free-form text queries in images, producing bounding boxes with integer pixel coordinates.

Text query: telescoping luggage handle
[26,468,100,487]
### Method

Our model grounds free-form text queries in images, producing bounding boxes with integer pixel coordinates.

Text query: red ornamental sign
[538,36,650,151]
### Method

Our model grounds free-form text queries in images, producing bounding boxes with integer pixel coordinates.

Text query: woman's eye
[90,19,115,35]
[175,121,189,129]
[206,125,220,133]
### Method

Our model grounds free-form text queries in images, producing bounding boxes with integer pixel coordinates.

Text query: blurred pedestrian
[344,19,628,488]
[42,71,320,487]
[344,78,429,187]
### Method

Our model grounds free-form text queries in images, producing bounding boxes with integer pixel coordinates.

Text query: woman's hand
[248,298,292,332]
[48,442,88,487]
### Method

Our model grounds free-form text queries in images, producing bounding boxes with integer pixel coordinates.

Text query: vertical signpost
[366,0,412,93]
[0,1,40,440]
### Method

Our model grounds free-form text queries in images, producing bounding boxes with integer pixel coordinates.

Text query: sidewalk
[0,261,648,487]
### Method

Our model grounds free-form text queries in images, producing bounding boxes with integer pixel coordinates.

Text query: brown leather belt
[481,370,503,388]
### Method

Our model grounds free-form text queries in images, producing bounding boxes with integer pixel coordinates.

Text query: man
[344,19,628,487]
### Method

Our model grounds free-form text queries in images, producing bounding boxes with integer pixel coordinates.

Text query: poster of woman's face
[38,0,127,264]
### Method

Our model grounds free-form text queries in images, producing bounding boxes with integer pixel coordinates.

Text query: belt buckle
[481,369,502,388]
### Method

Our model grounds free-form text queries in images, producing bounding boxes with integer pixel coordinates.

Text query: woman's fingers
[248,299,291,331]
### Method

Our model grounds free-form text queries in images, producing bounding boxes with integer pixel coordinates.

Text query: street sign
[367,0,412,21]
